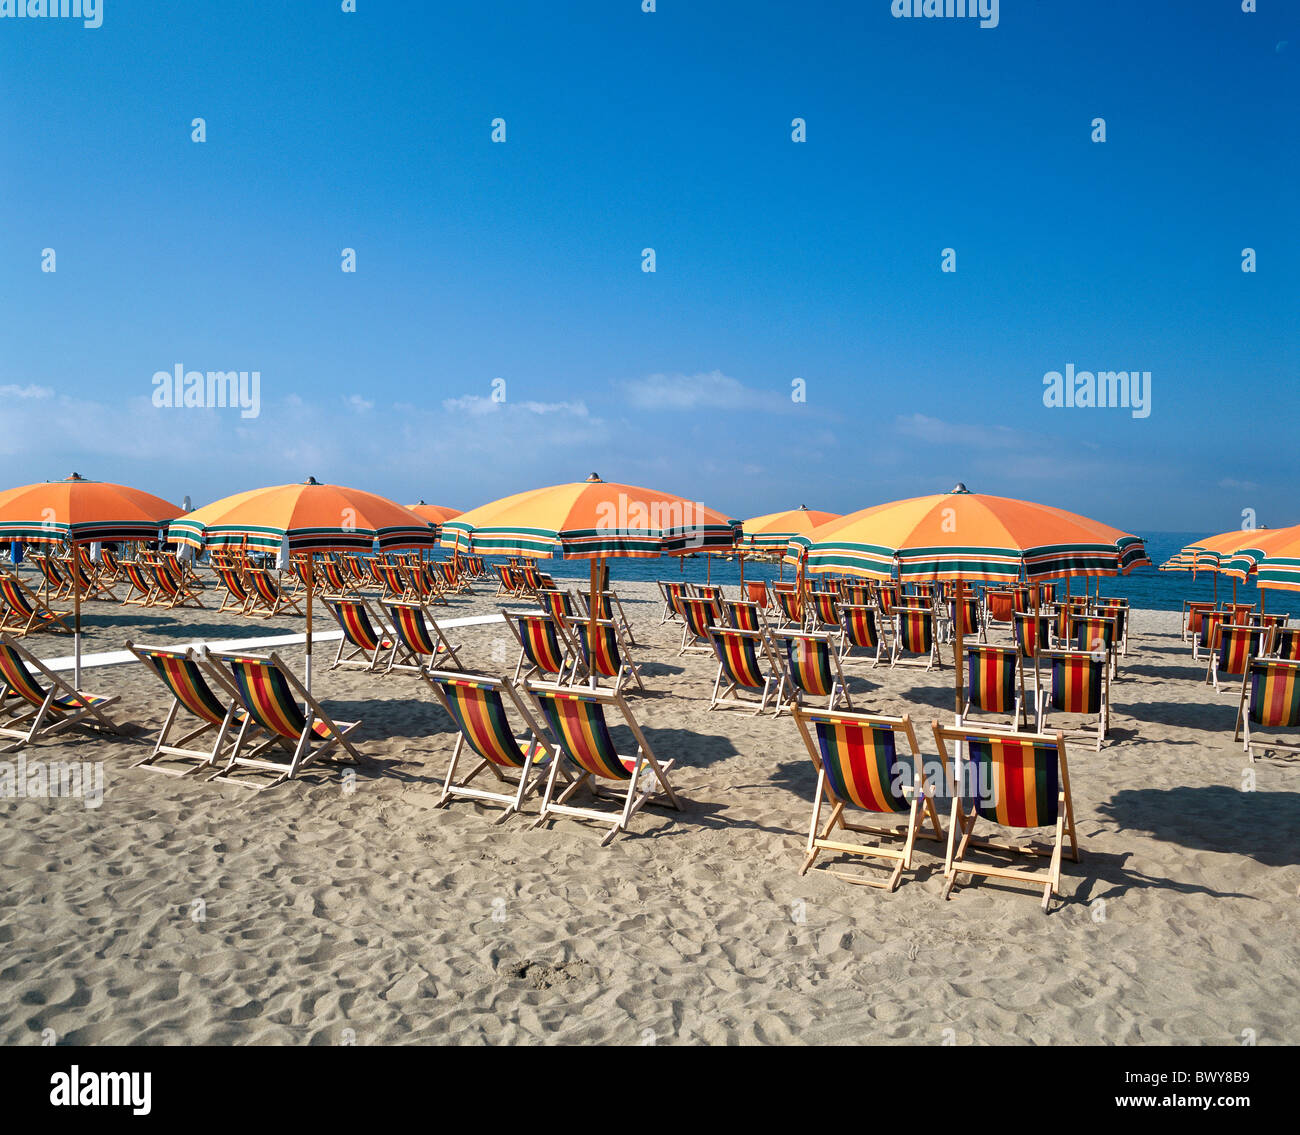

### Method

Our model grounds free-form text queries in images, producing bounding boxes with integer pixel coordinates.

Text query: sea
[469,532,1269,615]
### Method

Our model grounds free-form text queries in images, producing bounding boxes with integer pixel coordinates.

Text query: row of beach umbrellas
[1,472,1295,710]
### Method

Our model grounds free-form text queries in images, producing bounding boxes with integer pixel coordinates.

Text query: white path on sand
[42,612,508,671]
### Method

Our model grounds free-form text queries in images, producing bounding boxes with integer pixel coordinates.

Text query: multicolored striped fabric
[1216,625,1263,677]
[1248,661,1300,728]
[812,717,909,814]
[1186,602,1215,634]
[1050,654,1103,714]
[538,588,574,622]
[681,597,718,642]
[389,603,439,658]
[577,621,622,679]
[0,640,93,712]
[712,629,767,691]
[224,656,325,740]
[1273,628,1300,661]
[586,591,613,621]
[841,581,871,606]
[949,597,980,636]
[248,570,283,606]
[775,589,803,623]
[782,636,834,696]
[896,611,932,654]
[320,559,350,591]
[840,604,879,650]
[513,614,567,676]
[122,560,155,599]
[967,735,1059,827]
[875,583,899,614]
[330,599,383,652]
[1198,611,1225,653]
[138,648,232,726]
[1072,616,1116,655]
[431,676,541,768]
[1013,614,1052,659]
[532,688,629,780]
[726,599,762,632]
[663,581,690,616]
[967,647,1018,714]
[0,576,43,623]
[811,591,840,626]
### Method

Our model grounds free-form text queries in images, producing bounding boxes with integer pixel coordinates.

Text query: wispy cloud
[0,384,54,400]
[620,370,786,413]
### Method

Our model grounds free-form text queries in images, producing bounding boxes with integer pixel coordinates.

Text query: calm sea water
[467,532,1269,615]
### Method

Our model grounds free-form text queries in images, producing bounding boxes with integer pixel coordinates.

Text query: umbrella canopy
[171,478,434,554]
[1159,528,1265,573]
[0,472,181,545]
[441,474,740,559]
[1222,525,1300,591]
[740,505,841,551]
[787,484,1149,582]
[168,478,437,692]
[405,502,462,528]
[0,473,183,687]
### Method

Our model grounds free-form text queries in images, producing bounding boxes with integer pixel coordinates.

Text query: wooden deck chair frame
[707,626,788,714]
[213,564,255,615]
[526,681,680,846]
[931,722,1078,912]
[579,587,638,646]
[792,707,943,890]
[838,603,884,667]
[1068,613,1120,679]
[1193,610,1225,662]
[957,643,1030,732]
[125,641,261,776]
[503,609,582,685]
[0,632,122,753]
[323,594,397,672]
[119,559,158,606]
[678,595,720,656]
[426,669,563,819]
[656,579,691,624]
[382,599,465,675]
[944,595,986,645]
[244,567,303,618]
[197,648,362,790]
[1037,649,1109,752]
[773,629,852,715]
[890,607,941,671]
[1234,658,1300,762]
[151,560,205,609]
[1183,600,1216,643]
[0,571,73,636]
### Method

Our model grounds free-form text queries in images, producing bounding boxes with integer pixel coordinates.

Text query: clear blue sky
[1,0,1295,535]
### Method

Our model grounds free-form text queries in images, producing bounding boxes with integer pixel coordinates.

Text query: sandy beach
[1,576,1297,1046]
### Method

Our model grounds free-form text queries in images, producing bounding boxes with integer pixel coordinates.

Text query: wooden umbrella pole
[589,557,600,633]
[305,551,313,694]
[73,539,82,688]
[953,575,964,715]
[1031,575,1041,697]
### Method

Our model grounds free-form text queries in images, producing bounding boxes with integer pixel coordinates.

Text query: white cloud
[620,370,783,412]
[344,394,374,413]
[894,413,1022,449]
[0,384,54,399]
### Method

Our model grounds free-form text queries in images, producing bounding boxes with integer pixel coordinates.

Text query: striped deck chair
[958,645,1028,732]
[575,617,645,694]
[1182,600,1216,643]
[945,596,984,645]
[1194,610,1225,662]
[774,631,851,713]
[1235,659,1300,762]
[119,558,158,606]
[318,556,354,595]
[286,555,314,596]
[708,627,786,714]
[874,583,899,617]
[0,633,122,753]
[931,723,1078,912]
[438,560,473,595]
[505,611,579,685]
[1037,650,1108,751]
[838,604,883,667]
[425,670,559,819]
[695,584,724,607]
[406,563,450,607]
[151,560,204,609]
[378,562,412,601]
[773,586,804,629]
[1012,585,1032,614]
[656,580,691,624]
[0,572,72,636]
[891,608,940,670]
[72,546,116,601]
[1013,613,1052,660]
[985,589,1016,629]
[527,682,680,845]
[383,600,465,675]
[99,546,123,584]
[1268,626,1300,662]
[1205,623,1264,693]
[199,650,361,789]
[342,554,369,588]
[213,564,254,615]
[579,588,638,646]
[723,598,765,634]
[126,642,261,775]
[1093,598,1130,656]
[537,587,576,624]
[840,580,872,607]
[1222,603,1255,627]
[746,580,771,611]
[245,568,302,618]
[518,562,546,595]
[1070,614,1119,678]
[679,596,719,656]
[793,707,943,891]
[495,563,522,597]
[32,553,71,600]
[807,589,841,633]
[324,595,395,672]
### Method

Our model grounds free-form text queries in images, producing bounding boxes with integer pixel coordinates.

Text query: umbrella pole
[1031,577,1041,700]
[706,552,711,585]
[953,576,964,715]
[73,540,82,688]
[739,551,745,591]
[305,555,313,694]
[589,558,600,634]
[1232,576,1237,608]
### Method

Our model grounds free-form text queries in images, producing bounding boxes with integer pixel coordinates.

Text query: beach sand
[1,575,1297,1045]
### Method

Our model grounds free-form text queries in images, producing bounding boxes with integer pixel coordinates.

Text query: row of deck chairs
[320,594,464,675]
[27,548,206,610]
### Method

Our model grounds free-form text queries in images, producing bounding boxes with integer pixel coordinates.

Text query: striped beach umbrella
[405,502,461,534]
[787,484,1150,712]
[0,473,182,686]
[442,473,740,627]
[170,478,437,690]
[1158,528,1268,604]
[741,506,841,550]
[1222,525,1300,593]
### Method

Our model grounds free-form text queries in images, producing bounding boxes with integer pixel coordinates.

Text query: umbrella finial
[68,472,84,481]
[417,499,426,505]
[586,472,602,482]
[950,482,970,494]
[305,476,320,486]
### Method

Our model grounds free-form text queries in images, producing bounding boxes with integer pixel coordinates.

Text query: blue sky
[1,0,1295,535]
